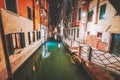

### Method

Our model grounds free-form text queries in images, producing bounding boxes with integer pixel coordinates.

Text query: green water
[13,41,92,80]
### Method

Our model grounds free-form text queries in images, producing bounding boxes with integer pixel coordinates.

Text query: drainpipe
[0,13,13,80]
[39,0,41,30]
[95,0,100,24]
[84,0,90,43]
[33,0,36,30]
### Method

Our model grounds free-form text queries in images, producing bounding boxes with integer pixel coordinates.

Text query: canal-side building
[86,0,120,52]
[64,0,88,42]
[58,0,68,37]
[0,0,49,80]
[63,0,120,79]
[40,0,49,42]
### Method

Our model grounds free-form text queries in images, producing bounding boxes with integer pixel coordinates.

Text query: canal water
[13,41,92,80]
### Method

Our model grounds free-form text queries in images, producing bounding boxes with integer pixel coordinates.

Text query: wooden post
[88,47,92,61]
[33,0,36,30]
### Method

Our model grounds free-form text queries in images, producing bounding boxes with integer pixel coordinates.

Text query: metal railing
[63,38,120,74]
[80,46,120,75]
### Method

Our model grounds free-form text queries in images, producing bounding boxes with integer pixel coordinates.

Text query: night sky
[48,0,60,26]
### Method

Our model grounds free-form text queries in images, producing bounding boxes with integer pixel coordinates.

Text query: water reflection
[32,65,36,71]
[14,41,92,80]
[58,43,61,48]
[42,44,51,59]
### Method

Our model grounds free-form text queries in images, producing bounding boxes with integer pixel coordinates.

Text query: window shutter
[6,34,14,55]
[33,32,35,42]
[99,4,106,19]
[28,32,31,44]
[37,32,39,40]
[20,33,25,48]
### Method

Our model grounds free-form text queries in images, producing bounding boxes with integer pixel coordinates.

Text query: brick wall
[86,35,108,51]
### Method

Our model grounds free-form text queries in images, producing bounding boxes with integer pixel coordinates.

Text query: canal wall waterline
[62,41,96,80]
[0,39,42,80]
[62,39,115,80]
[10,40,42,73]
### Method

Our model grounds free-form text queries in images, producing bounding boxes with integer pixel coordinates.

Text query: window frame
[88,10,93,22]
[5,0,18,13]
[27,6,32,20]
[99,4,106,20]
[78,7,82,21]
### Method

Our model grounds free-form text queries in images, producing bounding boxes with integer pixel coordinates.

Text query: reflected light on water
[58,43,61,48]
[32,65,36,71]
[42,45,51,59]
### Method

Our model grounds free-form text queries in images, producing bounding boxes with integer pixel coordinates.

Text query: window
[87,32,90,36]
[88,10,93,22]
[78,0,81,2]
[36,0,39,5]
[28,31,36,44]
[99,4,106,19]
[97,32,102,38]
[115,12,120,16]
[6,33,25,55]
[68,1,71,12]
[5,0,17,13]
[27,7,32,20]
[78,8,81,20]
[71,29,73,36]
[72,0,74,7]
[68,29,70,35]
[37,31,41,40]
[77,28,79,37]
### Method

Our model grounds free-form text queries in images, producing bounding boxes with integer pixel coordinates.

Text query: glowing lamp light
[59,24,61,27]
[82,12,87,16]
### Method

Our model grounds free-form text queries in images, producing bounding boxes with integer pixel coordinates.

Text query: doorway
[110,34,120,55]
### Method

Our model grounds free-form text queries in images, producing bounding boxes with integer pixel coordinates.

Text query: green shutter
[20,33,25,48]
[39,32,41,39]
[28,32,31,44]
[33,32,35,42]
[37,32,39,40]
[99,4,106,19]
[78,8,81,20]
[6,34,14,55]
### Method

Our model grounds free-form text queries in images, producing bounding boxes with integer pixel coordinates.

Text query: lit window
[99,4,106,19]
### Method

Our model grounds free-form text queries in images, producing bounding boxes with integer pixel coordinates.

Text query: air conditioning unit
[41,9,46,16]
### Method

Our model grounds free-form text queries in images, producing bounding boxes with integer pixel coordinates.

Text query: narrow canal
[13,41,92,80]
